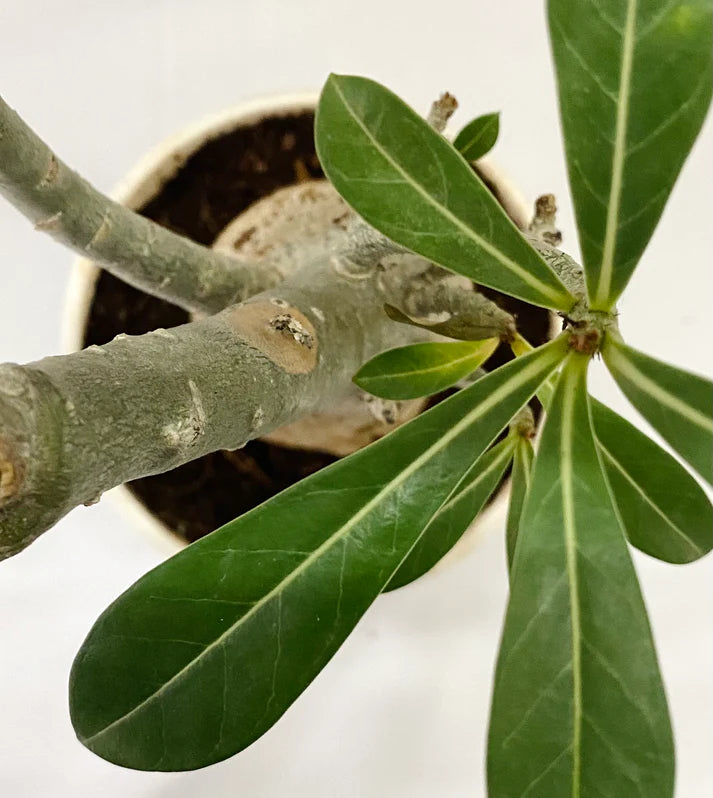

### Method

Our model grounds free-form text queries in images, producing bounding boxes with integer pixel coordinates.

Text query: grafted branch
[384,268,516,341]
[0,94,282,314]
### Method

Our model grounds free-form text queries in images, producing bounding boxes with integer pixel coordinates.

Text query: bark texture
[0,94,282,314]
[0,235,514,558]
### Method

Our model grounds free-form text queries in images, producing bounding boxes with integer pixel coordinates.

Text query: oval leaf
[385,436,515,591]
[549,0,713,308]
[488,354,674,797]
[592,397,712,563]
[70,337,568,771]
[315,74,575,311]
[353,338,498,400]
[505,435,534,573]
[453,112,500,161]
[603,335,713,484]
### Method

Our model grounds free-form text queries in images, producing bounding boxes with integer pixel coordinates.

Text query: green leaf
[70,337,568,771]
[603,335,713,484]
[385,437,515,591]
[488,354,674,797]
[515,336,712,562]
[513,332,558,408]
[592,397,712,563]
[315,74,575,311]
[549,0,713,309]
[353,338,498,400]
[453,112,500,160]
[505,435,534,573]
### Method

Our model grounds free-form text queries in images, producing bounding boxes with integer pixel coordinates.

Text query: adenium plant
[1,1,711,795]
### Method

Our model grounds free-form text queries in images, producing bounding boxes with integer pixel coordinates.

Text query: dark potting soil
[83,110,550,544]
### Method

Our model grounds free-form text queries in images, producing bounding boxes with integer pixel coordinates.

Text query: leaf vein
[552,19,619,103]
[82,343,565,746]
[330,79,570,305]
[595,0,638,306]
[519,743,573,797]
[596,443,702,556]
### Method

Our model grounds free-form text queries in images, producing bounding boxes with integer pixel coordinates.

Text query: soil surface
[84,110,550,544]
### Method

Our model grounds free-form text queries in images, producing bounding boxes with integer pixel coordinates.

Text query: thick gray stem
[0,94,282,314]
[0,237,506,559]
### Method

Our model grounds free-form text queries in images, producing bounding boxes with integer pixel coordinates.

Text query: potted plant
[1,1,711,795]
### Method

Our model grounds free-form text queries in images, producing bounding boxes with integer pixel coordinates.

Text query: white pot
[62,92,539,571]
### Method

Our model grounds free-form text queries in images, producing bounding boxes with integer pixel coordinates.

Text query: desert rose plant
[0,1,711,795]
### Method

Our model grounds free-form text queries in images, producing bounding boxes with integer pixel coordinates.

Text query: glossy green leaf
[70,337,568,771]
[453,112,500,160]
[316,74,575,311]
[505,435,534,573]
[488,354,674,797]
[520,337,711,561]
[603,335,713,484]
[549,0,713,309]
[592,397,712,563]
[385,437,515,591]
[353,338,498,400]
[514,335,712,561]
[513,332,559,408]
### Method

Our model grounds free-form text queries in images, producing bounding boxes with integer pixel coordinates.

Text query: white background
[1,2,711,796]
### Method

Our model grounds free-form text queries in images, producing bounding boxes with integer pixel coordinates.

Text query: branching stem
[0,94,282,314]
[0,233,491,558]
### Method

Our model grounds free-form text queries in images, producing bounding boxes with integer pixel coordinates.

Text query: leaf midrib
[517,438,533,496]
[438,440,514,514]
[560,360,582,795]
[457,115,497,158]
[594,0,637,308]
[605,343,713,432]
[361,346,492,387]
[83,341,564,746]
[329,78,571,308]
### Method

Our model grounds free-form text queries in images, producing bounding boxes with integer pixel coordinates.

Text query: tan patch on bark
[228,301,317,374]
[0,440,20,503]
[40,154,59,187]
[34,211,63,231]
[87,212,112,250]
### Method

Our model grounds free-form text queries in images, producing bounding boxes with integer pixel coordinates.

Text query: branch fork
[0,90,536,559]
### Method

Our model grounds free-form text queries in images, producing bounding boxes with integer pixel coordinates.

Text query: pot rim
[62,91,540,569]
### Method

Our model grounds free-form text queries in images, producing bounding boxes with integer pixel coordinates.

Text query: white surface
[0,2,711,796]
